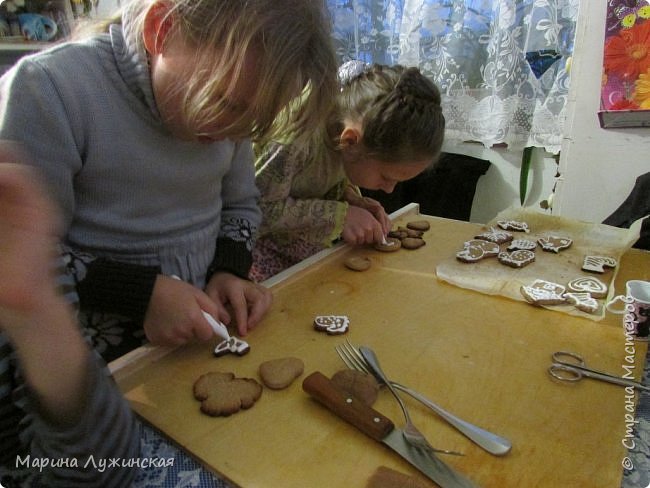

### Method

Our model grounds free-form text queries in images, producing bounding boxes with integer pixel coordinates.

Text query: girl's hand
[204,272,273,337]
[341,205,387,245]
[144,275,221,346]
[343,188,391,235]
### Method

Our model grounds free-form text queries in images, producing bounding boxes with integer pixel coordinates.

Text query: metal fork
[338,341,462,456]
[336,340,512,456]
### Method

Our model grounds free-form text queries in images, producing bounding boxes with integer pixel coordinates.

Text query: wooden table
[111,205,650,488]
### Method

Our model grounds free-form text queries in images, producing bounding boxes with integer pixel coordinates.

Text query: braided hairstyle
[334,64,445,165]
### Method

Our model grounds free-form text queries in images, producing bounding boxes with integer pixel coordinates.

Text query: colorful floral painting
[600,0,650,127]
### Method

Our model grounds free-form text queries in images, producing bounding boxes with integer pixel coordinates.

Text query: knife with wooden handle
[302,372,479,488]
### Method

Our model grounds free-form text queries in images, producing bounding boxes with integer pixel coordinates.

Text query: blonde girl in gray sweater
[0,0,338,362]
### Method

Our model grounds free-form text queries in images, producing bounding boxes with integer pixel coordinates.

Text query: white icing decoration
[497,220,530,232]
[564,292,599,314]
[475,226,513,243]
[521,279,567,304]
[498,249,535,268]
[567,276,608,298]
[314,315,350,334]
[582,255,617,273]
[507,239,537,251]
[214,337,250,356]
[537,235,572,253]
[456,239,500,261]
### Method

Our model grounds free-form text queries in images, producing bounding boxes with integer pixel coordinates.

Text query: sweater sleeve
[255,144,349,247]
[27,353,140,487]
[0,257,139,487]
[207,140,261,280]
[0,53,85,229]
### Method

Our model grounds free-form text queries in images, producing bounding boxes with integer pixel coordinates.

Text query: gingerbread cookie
[520,279,567,305]
[498,249,535,268]
[507,239,537,251]
[374,237,401,252]
[582,255,617,273]
[537,235,572,253]
[344,256,372,271]
[258,357,304,390]
[388,228,408,240]
[564,292,599,314]
[214,337,250,357]
[475,226,513,244]
[497,220,530,232]
[401,237,426,250]
[314,315,350,335]
[406,220,430,232]
[566,276,608,298]
[193,372,262,417]
[331,369,380,407]
[456,239,500,263]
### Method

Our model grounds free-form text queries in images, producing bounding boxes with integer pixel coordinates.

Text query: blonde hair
[77,0,338,143]
[334,64,445,164]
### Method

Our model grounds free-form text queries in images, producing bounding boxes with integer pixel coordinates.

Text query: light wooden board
[113,211,649,488]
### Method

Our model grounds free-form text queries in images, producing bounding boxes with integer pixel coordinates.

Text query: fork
[352,344,463,456]
[336,340,512,456]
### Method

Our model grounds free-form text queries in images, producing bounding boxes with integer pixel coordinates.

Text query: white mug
[606,280,650,341]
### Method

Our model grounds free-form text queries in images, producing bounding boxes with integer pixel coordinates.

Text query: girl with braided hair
[251,62,445,282]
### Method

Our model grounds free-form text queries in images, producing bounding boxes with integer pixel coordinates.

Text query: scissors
[548,351,650,392]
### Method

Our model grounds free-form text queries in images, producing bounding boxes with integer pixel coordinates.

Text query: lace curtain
[326,0,579,154]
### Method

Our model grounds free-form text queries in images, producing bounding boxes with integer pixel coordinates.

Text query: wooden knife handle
[302,371,394,442]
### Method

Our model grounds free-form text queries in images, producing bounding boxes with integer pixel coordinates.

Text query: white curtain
[327,0,579,154]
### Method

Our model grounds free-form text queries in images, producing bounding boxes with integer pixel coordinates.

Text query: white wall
[552,2,649,223]
[443,141,558,224]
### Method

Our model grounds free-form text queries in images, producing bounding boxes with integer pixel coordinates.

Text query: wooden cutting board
[112,206,649,488]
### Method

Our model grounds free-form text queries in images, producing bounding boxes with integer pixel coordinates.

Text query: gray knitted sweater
[0,24,261,321]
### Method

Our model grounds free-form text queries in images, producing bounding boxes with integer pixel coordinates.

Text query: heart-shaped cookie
[258,357,304,390]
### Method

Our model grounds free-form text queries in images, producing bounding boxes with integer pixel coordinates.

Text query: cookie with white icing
[314,315,350,335]
[456,239,500,263]
[564,292,600,314]
[214,337,251,357]
[566,276,608,298]
[475,226,514,244]
[520,279,567,305]
[582,255,617,273]
[374,237,401,252]
[497,220,530,232]
[507,239,537,251]
[498,249,535,268]
[538,235,573,253]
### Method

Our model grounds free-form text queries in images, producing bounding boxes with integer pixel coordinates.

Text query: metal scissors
[548,351,650,392]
